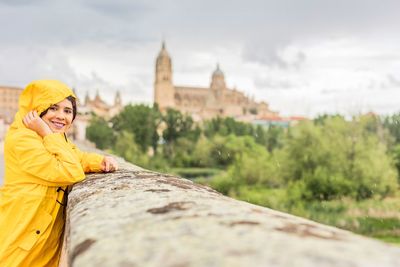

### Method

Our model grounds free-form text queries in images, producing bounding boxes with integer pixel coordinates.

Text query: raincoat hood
[10,80,76,130]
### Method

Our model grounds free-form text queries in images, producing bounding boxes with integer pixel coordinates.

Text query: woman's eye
[65,109,72,114]
[49,106,57,111]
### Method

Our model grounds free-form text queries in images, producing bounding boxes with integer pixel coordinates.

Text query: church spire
[114,90,122,106]
[155,41,173,84]
[154,41,175,111]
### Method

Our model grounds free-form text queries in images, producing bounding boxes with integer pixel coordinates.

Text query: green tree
[111,104,161,153]
[283,117,397,200]
[162,108,198,144]
[161,108,200,159]
[196,134,263,168]
[265,126,285,152]
[313,114,344,126]
[203,117,254,138]
[113,131,148,167]
[383,113,400,145]
[86,116,115,149]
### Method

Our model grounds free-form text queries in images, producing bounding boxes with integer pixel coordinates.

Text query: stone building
[73,90,123,141]
[154,42,278,122]
[0,86,23,124]
[80,90,122,119]
[0,86,23,140]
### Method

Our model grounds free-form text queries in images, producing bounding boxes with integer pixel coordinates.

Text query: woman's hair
[40,95,77,121]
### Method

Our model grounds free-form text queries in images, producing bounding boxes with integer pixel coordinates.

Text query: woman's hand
[101,156,118,172]
[23,111,53,137]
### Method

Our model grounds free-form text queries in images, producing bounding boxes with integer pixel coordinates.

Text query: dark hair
[40,95,77,121]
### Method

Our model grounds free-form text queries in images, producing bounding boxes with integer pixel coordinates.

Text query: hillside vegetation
[86,104,400,244]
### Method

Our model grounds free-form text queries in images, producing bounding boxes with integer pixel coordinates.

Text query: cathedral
[154,42,278,122]
[72,90,123,141]
[80,90,122,119]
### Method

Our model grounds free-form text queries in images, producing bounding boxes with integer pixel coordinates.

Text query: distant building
[80,90,122,119]
[0,117,6,142]
[154,42,279,122]
[73,90,123,141]
[253,115,308,128]
[0,86,23,140]
[0,86,23,124]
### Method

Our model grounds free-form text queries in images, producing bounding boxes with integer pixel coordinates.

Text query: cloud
[254,76,295,90]
[364,74,400,91]
[0,0,49,6]
[82,0,152,20]
[387,74,400,87]
[242,42,307,69]
[2,0,400,116]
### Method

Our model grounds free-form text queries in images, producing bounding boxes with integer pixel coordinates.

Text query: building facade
[154,42,278,122]
[0,86,23,124]
[73,90,123,141]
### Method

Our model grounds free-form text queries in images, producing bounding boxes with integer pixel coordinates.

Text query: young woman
[0,80,118,266]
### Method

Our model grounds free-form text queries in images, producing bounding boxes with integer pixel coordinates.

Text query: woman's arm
[13,130,86,185]
[15,110,85,185]
[22,110,118,175]
[71,144,118,173]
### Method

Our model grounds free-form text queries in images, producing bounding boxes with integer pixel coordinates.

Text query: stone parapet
[60,157,400,267]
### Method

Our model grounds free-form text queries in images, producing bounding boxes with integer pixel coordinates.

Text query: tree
[265,126,285,152]
[162,108,198,144]
[383,113,400,145]
[113,131,148,167]
[86,116,115,149]
[283,117,397,200]
[161,108,200,159]
[111,104,161,153]
[203,117,254,138]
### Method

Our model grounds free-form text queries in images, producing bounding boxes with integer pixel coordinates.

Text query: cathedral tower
[210,64,226,90]
[210,64,226,101]
[154,42,175,111]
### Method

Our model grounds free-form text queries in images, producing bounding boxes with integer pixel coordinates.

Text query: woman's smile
[50,120,66,130]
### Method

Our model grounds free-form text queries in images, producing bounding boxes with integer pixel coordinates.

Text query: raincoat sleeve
[70,143,105,173]
[14,130,86,185]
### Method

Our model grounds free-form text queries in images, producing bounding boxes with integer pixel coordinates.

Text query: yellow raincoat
[0,80,104,266]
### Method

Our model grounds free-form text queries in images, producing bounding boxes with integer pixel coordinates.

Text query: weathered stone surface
[60,158,400,267]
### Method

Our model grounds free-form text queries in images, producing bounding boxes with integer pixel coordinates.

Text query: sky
[1,0,400,117]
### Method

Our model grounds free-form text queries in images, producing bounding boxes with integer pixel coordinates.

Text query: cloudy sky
[1,0,400,117]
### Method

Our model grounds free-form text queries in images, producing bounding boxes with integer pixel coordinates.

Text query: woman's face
[41,98,74,133]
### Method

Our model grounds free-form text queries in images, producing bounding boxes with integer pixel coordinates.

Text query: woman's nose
[55,109,65,119]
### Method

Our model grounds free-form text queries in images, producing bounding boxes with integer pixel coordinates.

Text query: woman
[0,80,118,266]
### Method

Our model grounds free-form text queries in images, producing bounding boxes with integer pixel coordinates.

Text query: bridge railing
[60,154,400,267]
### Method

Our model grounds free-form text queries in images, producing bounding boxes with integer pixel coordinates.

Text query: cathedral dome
[156,41,172,72]
[210,64,226,89]
[212,64,224,78]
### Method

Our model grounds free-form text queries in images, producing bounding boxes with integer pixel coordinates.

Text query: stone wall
[60,157,400,267]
